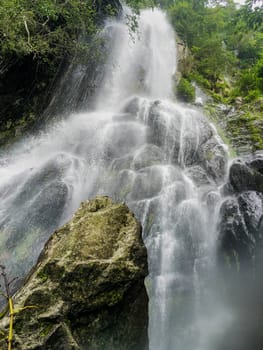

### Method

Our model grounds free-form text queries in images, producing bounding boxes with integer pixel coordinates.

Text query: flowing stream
[0,8,232,350]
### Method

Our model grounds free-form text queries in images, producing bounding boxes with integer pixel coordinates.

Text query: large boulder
[0,196,148,350]
[229,154,263,193]
[218,192,263,267]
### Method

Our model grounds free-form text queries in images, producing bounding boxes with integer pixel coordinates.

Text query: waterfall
[0,8,233,349]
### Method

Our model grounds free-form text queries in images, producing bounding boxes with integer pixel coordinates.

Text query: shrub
[176,78,195,103]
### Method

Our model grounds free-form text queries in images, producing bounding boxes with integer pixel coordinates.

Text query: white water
[0,8,231,349]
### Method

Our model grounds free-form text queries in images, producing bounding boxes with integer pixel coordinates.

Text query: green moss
[40,323,53,337]
[37,270,49,283]
[238,111,263,150]
[93,290,124,307]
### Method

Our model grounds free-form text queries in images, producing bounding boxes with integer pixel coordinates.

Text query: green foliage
[0,0,98,64]
[125,0,156,11]
[0,0,122,147]
[159,0,263,111]
[193,39,236,85]
[240,0,263,30]
[176,78,195,102]
[164,0,238,92]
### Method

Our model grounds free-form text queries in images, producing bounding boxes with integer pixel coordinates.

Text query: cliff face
[0,196,148,350]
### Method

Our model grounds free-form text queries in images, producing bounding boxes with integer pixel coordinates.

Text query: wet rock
[217,153,263,280]
[147,101,176,149]
[229,154,263,193]
[103,121,146,160]
[218,191,263,267]
[238,191,263,234]
[218,197,254,264]
[197,115,214,145]
[132,144,165,170]
[108,168,135,202]
[0,154,73,283]
[0,197,148,350]
[122,96,142,116]
[110,154,134,171]
[185,165,212,186]
[112,113,137,122]
[130,166,163,201]
[204,190,221,209]
[197,136,228,183]
[216,192,263,350]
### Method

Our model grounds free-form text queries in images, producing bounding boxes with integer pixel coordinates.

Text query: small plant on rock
[0,265,37,350]
[176,78,196,103]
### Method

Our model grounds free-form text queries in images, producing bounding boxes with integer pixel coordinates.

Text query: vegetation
[0,0,113,65]
[159,0,263,151]
[163,0,263,101]
[0,0,119,147]
[176,77,195,102]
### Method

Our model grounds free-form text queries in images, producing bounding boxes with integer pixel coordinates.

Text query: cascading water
[0,8,233,349]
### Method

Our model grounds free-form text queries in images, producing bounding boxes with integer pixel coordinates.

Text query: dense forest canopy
[0,0,120,146]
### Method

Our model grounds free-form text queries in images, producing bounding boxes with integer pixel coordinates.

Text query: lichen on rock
[0,196,148,350]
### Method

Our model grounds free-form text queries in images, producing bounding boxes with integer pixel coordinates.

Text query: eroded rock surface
[0,196,148,350]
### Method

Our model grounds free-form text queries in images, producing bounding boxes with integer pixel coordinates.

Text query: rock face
[229,154,263,193]
[0,196,148,350]
[218,153,263,269]
[205,102,263,155]
[216,153,263,350]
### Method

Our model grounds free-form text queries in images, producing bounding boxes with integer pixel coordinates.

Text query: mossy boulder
[0,196,148,350]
